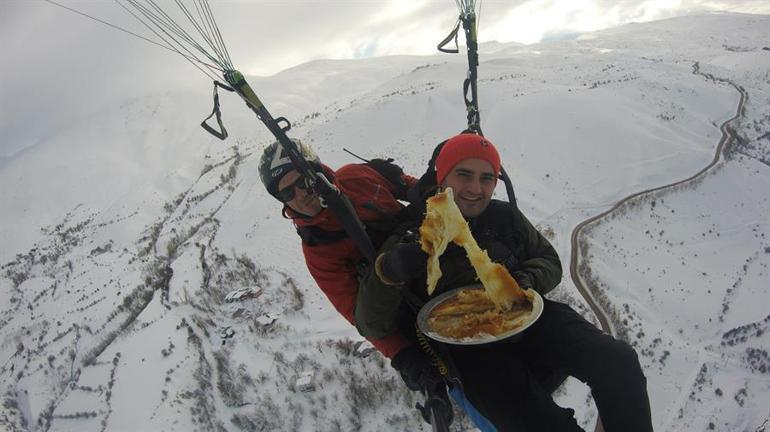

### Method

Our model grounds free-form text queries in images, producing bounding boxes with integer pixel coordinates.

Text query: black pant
[446,299,653,432]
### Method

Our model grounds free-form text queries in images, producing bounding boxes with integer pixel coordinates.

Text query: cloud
[476,0,770,44]
[353,40,380,59]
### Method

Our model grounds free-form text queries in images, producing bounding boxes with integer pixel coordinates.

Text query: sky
[1,0,769,158]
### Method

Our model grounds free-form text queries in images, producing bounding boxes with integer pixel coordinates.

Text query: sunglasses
[276,176,311,203]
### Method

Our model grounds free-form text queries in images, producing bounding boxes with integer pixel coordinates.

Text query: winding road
[567,62,747,431]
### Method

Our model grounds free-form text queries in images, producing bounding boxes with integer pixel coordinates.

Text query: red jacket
[286,163,416,359]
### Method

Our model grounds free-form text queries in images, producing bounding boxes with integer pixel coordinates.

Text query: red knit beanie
[435,133,501,185]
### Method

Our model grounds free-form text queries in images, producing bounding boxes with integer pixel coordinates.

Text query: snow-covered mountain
[1,12,769,432]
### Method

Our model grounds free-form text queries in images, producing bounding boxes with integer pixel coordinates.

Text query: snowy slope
[1,12,769,432]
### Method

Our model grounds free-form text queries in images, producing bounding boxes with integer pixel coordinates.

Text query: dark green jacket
[355,199,562,339]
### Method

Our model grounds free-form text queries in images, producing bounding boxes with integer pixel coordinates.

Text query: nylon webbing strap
[462,77,482,134]
[437,18,461,53]
[499,166,519,211]
[437,12,482,134]
[314,174,377,263]
[201,80,234,140]
[460,13,481,134]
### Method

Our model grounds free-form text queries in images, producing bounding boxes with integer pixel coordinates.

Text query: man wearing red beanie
[434,133,502,185]
[433,133,502,218]
[356,132,653,432]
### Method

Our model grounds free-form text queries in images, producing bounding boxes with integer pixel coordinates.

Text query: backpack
[296,158,412,248]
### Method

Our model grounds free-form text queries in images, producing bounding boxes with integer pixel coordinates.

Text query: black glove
[502,253,519,273]
[511,270,534,290]
[366,158,407,189]
[501,254,535,290]
[376,242,428,285]
[391,345,441,391]
[392,346,453,426]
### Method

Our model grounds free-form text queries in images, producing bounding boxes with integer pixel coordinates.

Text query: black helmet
[258,139,321,198]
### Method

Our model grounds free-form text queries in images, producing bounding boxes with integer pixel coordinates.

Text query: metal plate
[417,284,544,345]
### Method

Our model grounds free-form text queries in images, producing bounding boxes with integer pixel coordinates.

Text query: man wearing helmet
[258,139,417,360]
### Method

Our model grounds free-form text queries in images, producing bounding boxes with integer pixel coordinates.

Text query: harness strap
[201,80,234,140]
[296,226,348,246]
[463,77,482,135]
[437,18,461,53]
[498,166,519,211]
